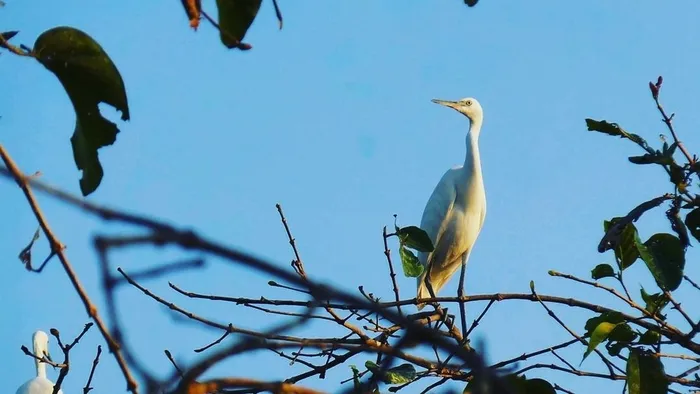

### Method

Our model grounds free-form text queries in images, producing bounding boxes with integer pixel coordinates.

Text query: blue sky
[2,1,700,393]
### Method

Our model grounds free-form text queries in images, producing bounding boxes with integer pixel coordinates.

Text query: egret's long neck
[34,344,47,379]
[463,117,483,180]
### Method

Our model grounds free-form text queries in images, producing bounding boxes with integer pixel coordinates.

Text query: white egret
[16,330,64,394]
[417,97,486,311]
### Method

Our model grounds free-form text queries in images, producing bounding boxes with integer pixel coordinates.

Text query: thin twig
[276,203,307,278]
[111,258,205,286]
[550,270,677,332]
[684,275,700,291]
[663,290,696,332]
[271,0,284,29]
[0,31,33,57]
[243,303,335,322]
[530,282,622,376]
[676,362,700,379]
[616,272,633,301]
[194,326,232,353]
[118,267,347,345]
[164,350,184,378]
[83,345,102,394]
[654,352,700,361]
[268,347,319,369]
[419,377,449,394]
[652,77,695,168]
[383,226,402,315]
[554,383,575,394]
[20,346,65,369]
[466,299,495,337]
[489,338,579,370]
[550,348,577,371]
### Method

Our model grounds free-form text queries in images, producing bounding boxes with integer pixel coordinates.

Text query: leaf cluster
[582,77,699,393]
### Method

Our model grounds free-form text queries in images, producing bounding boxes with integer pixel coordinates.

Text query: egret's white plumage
[417,97,486,310]
[16,330,63,394]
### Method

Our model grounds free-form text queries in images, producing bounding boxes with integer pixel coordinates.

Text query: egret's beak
[431,99,459,110]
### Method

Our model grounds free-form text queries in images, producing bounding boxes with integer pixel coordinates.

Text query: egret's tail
[417,267,449,310]
[416,279,432,310]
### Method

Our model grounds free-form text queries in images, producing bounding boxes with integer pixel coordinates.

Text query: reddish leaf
[180,0,202,30]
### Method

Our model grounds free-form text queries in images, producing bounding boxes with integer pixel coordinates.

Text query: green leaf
[664,141,678,156]
[350,365,361,392]
[635,233,685,291]
[627,348,668,394]
[585,119,625,136]
[666,202,690,250]
[215,0,261,49]
[585,119,646,146]
[399,246,424,278]
[396,226,435,252]
[465,374,555,394]
[639,330,661,345]
[591,263,616,280]
[640,288,670,317]
[628,153,673,166]
[684,208,700,242]
[504,374,555,394]
[606,341,626,357]
[384,364,416,384]
[33,26,130,196]
[669,163,685,186]
[606,327,637,358]
[603,219,640,270]
[353,367,381,394]
[585,311,625,334]
[608,323,637,343]
[363,361,416,385]
[522,378,556,394]
[365,360,379,373]
[583,322,618,361]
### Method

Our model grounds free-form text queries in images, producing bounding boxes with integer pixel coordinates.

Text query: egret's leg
[423,261,436,299]
[457,253,469,346]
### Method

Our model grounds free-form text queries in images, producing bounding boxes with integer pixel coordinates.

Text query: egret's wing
[418,169,457,269]
[416,169,457,307]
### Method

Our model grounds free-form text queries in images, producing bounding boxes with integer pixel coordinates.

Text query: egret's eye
[465,100,472,106]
